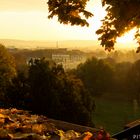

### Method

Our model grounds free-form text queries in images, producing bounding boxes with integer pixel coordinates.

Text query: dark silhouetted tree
[5,71,30,108]
[28,58,95,126]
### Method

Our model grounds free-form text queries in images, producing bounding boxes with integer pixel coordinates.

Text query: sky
[0,0,107,41]
[0,0,138,49]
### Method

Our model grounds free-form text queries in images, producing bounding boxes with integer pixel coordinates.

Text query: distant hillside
[0,39,100,51]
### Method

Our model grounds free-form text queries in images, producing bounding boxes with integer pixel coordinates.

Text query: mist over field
[0,39,136,51]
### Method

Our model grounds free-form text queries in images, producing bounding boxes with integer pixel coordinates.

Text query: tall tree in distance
[47,0,140,51]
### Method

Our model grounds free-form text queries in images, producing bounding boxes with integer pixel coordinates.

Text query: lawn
[93,96,140,135]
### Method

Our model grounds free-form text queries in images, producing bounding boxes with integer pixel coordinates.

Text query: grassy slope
[93,94,140,135]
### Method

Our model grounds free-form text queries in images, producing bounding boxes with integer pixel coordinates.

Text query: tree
[47,0,140,51]
[75,57,114,96]
[58,74,95,126]
[12,53,27,72]
[47,0,93,26]
[28,58,95,126]
[0,44,16,96]
[28,58,59,115]
[96,0,140,51]
[5,71,30,108]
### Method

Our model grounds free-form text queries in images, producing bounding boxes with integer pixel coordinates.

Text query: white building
[52,54,70,62]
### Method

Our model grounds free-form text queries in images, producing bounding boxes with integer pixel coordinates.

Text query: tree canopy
[47,0,93,26]
[0,44,16,95]
[47,0,140,51]
[6,58,95,126]
[73,57,114,96]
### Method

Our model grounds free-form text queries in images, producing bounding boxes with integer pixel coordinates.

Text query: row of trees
[70,56,140,105]
[0,44,95,126]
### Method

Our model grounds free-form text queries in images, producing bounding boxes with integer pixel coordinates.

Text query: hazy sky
[0,0,137,49]
[0,0,108,41]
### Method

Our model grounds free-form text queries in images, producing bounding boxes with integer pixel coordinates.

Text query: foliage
[0,108,57,139]
[5,71,30,108]
[12,53,27,72]
[0,108,112,140]
[28,58,95,126]
[47,0,93,26]
[0,44,16,95]
[6,58,95,126]
[47,0,140,51]
[28,58,64,116]
[96,0,140,51]
[57,74,95,125]
[74,57,114,96]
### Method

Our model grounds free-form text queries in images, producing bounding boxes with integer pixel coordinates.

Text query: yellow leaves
[0,128,9,139]
[0,113,5,118]
[0,108,102,140]
[11,108,19,114]
[32,124,46,134]
[0,108,57,139]
[0,118,5,125]
[8,133,45,140]
[0,114,5,125]
[60,130,80,140]
[83,132,93,140]
[58,130,93,140]
[0,113,14,126]
[69,10,80,18]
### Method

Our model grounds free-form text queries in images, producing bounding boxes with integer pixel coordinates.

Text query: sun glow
[117,29,136,43]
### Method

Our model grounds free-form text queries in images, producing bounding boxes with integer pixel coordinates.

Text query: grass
[93,94,140,135]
